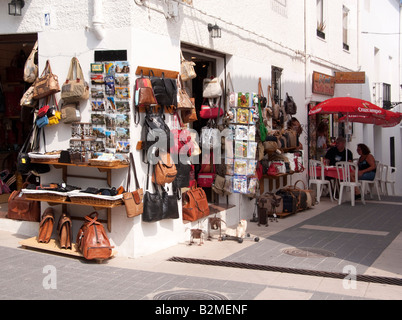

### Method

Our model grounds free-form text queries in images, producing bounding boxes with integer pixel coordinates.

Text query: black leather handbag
[161,184,180,220]
[142,165,163,223]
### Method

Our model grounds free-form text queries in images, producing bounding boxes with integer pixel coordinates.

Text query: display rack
[27,160,129,232]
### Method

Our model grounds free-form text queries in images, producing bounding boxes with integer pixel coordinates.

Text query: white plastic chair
[380,164,389,195]
[336,161,365,206]
[360,161,382,201]
[385,166,397,196]
[309,159,333,203]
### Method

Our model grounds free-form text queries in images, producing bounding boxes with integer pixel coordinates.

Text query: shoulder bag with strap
[123,152,144,218]
[33,60,60,100]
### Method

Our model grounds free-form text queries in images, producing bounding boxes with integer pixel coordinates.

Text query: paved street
[0,196,401,302]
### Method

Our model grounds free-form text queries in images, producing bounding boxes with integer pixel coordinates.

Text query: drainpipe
[92,0,106,40]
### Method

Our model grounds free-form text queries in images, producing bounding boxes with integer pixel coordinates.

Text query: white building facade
[0,0,400,258]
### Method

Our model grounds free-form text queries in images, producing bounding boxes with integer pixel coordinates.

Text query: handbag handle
[66,57,85,82]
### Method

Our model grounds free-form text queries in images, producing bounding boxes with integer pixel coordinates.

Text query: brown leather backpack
[76,212,113,260]
[152,152,177,185]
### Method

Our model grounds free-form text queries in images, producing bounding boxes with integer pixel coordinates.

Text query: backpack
[76,212,113,260]
[141,106,171,163]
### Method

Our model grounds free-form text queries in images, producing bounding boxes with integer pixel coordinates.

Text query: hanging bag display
[61,57,89,102]
[23,41,38,83]
[180,50,196,82]
[123,153,144,218]
[33,60,60,100]
[150,71,171,106]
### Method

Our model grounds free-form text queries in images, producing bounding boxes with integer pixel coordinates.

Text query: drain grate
[281,247,336,258]
[168,257,402,287]
[153,289,228,300]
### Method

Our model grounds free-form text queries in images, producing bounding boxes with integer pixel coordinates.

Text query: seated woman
[357,143,377,181]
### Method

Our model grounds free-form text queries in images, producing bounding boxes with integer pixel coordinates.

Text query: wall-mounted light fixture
[8,0,25,16]
[208,23,221,38]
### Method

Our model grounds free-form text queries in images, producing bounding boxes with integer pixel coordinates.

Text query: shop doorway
[0,33,37,192]
[180,43,227,202]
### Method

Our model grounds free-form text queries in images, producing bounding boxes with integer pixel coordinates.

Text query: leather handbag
[284,93,297,115]
[180,50,196,82]
[38,208,55,243]
[33,60,60,100]
[61,57,89,102]
[23,41,38,83]
[57,212,72,249]
[182,182,210,222]
[61,101,81,123]
[123,153,144,218]
[200,98,224,119]
[152,152,177,185]
[76,212,113,260]
[46,95,61,126]
[142,164,163,223]
[176,75,194,110]
[20,85,38,108]
[134,73,158,125]
[161,184,180,220]
[203,77,222,98]
[7,189,40,222]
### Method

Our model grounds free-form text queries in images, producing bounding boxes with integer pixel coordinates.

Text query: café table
[312,165,354,200]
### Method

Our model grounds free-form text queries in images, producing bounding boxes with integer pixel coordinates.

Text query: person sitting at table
[324,136,353,166]
[356,143,376,181]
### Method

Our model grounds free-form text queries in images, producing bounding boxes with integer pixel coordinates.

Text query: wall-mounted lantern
[8,0,25,16]
[208,23,221,38]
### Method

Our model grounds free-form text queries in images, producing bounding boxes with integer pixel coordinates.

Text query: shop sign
[312,72,335,96]
[335,72,366,84]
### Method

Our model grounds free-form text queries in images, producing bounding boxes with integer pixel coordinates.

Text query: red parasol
[339,110,402,128]
[309,97,387,119]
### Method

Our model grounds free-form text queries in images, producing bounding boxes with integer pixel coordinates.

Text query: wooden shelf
[19,237,115,262]
[135,66,179,79]
[28,160,129,232]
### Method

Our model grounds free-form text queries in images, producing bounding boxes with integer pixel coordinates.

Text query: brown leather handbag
[152,152,177,185]
[123,153,144,218]
[7,190,40,222]
[76,212,113,260]
[38,208,55,243]
[33,60,60,100]
[57,212,72,249]
[182,183,210,222]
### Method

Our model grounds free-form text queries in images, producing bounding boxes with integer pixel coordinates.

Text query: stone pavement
[0,196,401,301]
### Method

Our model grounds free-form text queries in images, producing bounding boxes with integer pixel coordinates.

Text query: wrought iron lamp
[8,0,25,16]
[208,23,221,38]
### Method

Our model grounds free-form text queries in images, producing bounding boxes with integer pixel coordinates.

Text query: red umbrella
[309,97,387,119]
[339,110,402,128]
